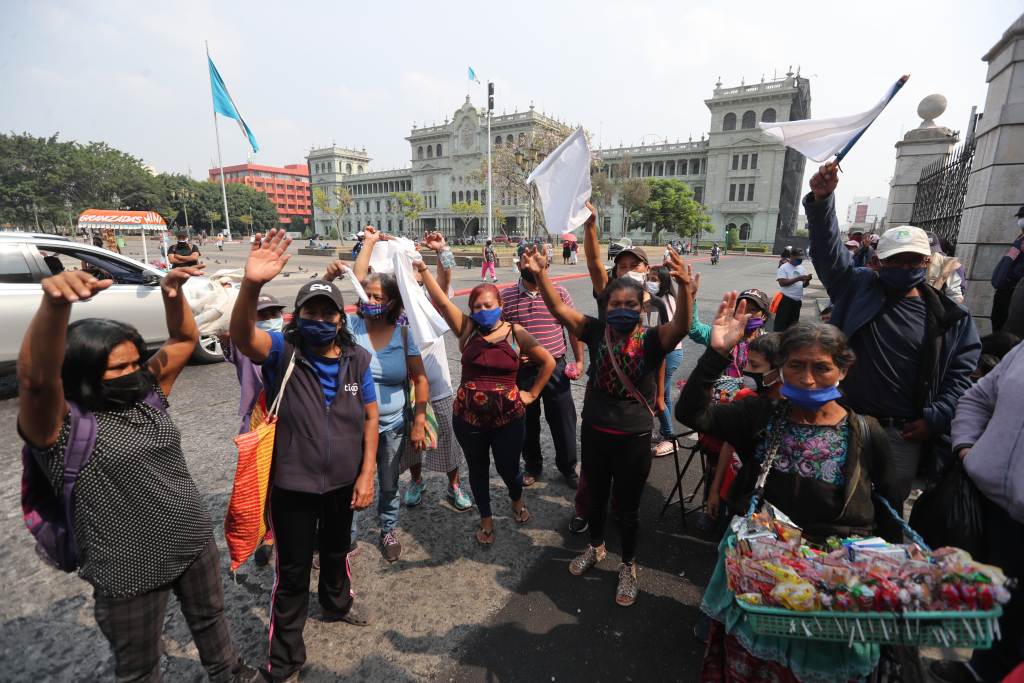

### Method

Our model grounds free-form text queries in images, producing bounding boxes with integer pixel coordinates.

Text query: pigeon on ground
[283,273,290,277]
[309,273,318,278]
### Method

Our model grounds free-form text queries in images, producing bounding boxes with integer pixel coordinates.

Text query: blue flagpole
[826,74,909,172]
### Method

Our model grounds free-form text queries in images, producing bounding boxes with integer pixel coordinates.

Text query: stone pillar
[957,13,1024,334]
[882,95,959,230]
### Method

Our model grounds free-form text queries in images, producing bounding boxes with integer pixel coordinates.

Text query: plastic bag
[908,458,986,562]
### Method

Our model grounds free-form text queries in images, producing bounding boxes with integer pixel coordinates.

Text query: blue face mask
[358,301,390,320]
[255,317,283,333]
[471,306,502,331]
[779,373,843,410]
[606,307,641,333]
[792,258,803,266]
[878,266,926,293]
[297,318,340,347]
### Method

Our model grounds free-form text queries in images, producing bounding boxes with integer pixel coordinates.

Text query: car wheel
[191,334,224,364]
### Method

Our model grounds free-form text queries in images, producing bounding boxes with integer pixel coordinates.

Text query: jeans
[658,348,683,439]
[580,421,654,563]
[516,358,578,477]
[351,424,405,542]
[884,426,922,502]
[453,415,526,518]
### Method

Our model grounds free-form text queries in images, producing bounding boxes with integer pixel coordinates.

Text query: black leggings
[580,421,654,564]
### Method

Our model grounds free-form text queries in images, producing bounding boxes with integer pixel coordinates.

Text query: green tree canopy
[634,178,706,245]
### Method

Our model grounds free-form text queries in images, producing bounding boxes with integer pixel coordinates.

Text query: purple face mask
[745,318,765,333]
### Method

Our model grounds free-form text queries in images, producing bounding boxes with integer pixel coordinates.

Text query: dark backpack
[21,392,167,572]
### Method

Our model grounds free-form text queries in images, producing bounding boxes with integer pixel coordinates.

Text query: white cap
[876,226,931,261]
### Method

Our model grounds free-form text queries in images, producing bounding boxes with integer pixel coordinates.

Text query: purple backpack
[21,392,167,572]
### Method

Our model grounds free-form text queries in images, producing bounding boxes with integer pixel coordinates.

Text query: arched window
[739,223,751,240]
[418,146,424,159]
[357,165,363,173]
[678,159,687,175]
[480,191,486,203]
[723,113,737,131]
[473,190,479,201]
[518,133,525,144]
[742,111,756,129]
[346,163,352,173]
[691,159,701,175]
[315,164,320,173]
[327,162,332,171]
[726,222,737,237]
[495,136,502,146]
[436,144,442,156]
[427,146,433,158]
[452,192,457,205]
[506,134,513,144]
[762,108,777,124]
[459,191,464,202]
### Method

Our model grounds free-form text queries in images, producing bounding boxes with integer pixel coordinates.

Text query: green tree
[451,200,483,236]
[634,178,706,245]
[618,177,651,235]
[313,186,352,237]
[329,226,339,239]
[491,204,508,234]
[390,191,425,233]
[289,215,305,233]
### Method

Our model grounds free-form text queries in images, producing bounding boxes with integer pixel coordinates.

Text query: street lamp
[171,189,195,233]
[31,203,41,232]
[64,199,73,236]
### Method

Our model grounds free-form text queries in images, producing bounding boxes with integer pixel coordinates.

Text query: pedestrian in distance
[481,239,497,283]
[523,242,694,607]
[18,264,261,683]
[710,244,720,265]
[988,205,1024,332]
[562,240,572,265]
[570,239,579,265]
[417,254,555,547]
[168,232,201,270]
[229,229,379,682]
[773,247,810,331]
[217,236,224,251]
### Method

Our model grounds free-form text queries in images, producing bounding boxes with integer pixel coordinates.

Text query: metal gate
[909,137,976,247]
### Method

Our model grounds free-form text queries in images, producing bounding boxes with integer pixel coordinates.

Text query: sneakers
[228,657,261,682]
[380,530,402,562]
[616,562,638,607]
[405,478,424,506]
[569,544,607,575]
[654,440,675,457]
[928,661,985,683]
[448,482,472,511]
[253,541,274,567]
[568,516,588,534]
[563,472,580,489]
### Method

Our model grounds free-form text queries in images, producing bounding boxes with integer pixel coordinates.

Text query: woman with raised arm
[417,252,555,546]
[18,266,261,683]
[228,229,379,683]
[521,246,693,606]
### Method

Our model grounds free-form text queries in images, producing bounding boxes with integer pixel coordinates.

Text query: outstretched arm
[230,229,293,363]
[658,253,694,352]
[148,266,204,398]
[514,325,555,406]
[351,226,379,280]
[582,201,608,297]
[415,258,468,336]
[421,232,452,294]
[18,271,113,449]
[524,247,586,338]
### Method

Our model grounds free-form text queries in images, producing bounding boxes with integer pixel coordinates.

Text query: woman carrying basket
[676,293,903,682]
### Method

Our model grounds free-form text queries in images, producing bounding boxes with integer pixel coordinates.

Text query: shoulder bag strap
[266,348,298,418]
[603,325,654,417]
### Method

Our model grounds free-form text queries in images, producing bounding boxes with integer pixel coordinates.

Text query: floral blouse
[755,417,849,486]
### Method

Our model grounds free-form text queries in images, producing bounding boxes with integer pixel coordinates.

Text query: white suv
[0,233,223,375]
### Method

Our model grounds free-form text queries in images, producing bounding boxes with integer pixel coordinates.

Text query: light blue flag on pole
[208,56,259,153]
[468,66,480,84]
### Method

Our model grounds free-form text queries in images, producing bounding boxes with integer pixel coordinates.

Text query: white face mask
[255,318,284,333]
[1018,217,1024,230]
[626,271,646,284]
[645,281,660,295]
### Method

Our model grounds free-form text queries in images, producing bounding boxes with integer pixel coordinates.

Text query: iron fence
[909,136,975,247]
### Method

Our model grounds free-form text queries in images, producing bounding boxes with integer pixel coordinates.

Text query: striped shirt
[501,280,575,359]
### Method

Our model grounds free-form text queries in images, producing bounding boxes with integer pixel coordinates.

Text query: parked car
[607,237,633,261]
[492,234,509,244]
[0,233,223,376]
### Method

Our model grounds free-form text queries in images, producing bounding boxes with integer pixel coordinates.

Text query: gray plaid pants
[93,537,241,683]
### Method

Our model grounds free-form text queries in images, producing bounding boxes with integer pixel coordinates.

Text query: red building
[209,163,312,227]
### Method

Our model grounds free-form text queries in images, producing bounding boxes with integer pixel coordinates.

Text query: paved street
[0,251,826,682]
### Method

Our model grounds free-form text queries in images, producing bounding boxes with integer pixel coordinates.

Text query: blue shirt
[347,315,420,433]
[263,331,376,406]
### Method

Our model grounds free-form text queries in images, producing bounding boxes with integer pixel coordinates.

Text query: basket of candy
[726,505,1011,649]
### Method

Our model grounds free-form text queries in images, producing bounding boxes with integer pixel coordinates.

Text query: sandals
[476,524,494,546]
[616,563,638,606]
[512,505,531,525]
[569,544,607,576]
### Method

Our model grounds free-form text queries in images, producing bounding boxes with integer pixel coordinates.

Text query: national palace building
[308,70,811,245]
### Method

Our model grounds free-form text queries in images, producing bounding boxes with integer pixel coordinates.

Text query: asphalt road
[0,251,827,682]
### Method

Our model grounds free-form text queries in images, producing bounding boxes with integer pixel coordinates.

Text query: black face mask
[98,369,151,407]
[520,268,537,284]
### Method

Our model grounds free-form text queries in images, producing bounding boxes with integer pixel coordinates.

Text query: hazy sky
[3,0,1021,217]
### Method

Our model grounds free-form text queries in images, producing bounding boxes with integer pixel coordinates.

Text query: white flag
[527,127,592,235]
[758,82,900,163]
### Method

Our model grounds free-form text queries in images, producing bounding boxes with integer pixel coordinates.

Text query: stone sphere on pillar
[917,94,948,128]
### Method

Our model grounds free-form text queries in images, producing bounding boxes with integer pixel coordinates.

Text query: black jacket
[676,347,904,543]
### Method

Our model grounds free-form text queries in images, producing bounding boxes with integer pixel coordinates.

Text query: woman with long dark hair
[417,259,555,546]
[230,230,379,682]
[18,266,260,683]
[522,246,693,606]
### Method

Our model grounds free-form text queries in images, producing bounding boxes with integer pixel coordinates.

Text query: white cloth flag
[758,84,895,163]
[365,236,449,345]
[527,127,592,235]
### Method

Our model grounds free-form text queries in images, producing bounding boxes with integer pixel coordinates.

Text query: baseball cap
[876,226,931,261]
[256,293,286,312]
[848,228,864,236]
[613,245,649,266]
[791,247,806,258]
[1016,206,1024,218]
[925,231,942,254]
[294,280,345,312]
[844,240,860,248]
[867,234,880,245]
[737,288,771,315]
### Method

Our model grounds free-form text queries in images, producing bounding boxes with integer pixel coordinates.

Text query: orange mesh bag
[769,291,783,313]
[225,352,296,570]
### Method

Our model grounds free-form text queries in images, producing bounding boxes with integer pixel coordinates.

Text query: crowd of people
[15,163,1023,683]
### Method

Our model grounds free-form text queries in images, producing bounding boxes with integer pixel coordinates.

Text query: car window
[0,244,34,284]
[41,246,147,284]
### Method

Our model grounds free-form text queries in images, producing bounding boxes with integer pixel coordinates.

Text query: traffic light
[488,82,495,111]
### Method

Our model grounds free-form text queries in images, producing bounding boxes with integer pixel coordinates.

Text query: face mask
[297,318,339,347]
[792,258,803,266]
[742,370,780,393]
[745,318,765,333]
[626,271,646,284]
[878,266,926,292]
[255,317,284,333]
[99,369,151,407]
[471,306,502,331]
[520,268,536,284]
[606,307,641,333]
[779,370,842,410]
[358,301,390,320]
[645,281,660,295]
[1018,217,1024,230]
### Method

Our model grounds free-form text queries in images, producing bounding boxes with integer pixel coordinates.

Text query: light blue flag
[208,56,259,153]
[468,66,480,84]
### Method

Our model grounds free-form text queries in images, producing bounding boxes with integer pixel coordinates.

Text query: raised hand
[422,231,446,252]
[243,229,292,285]
[521,245,547,274]
[709,291,751,358]
[40,269,113,303]
[324,260,349,282]
[666,250,692,287]
[160,265,205,298]
[363,226,381,245]
[689,269,701,298]
[584,200,597,230]
[809,163,839,202]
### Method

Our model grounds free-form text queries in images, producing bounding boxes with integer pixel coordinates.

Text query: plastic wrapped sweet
[736,593,763,606]
[771,582,820,611]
